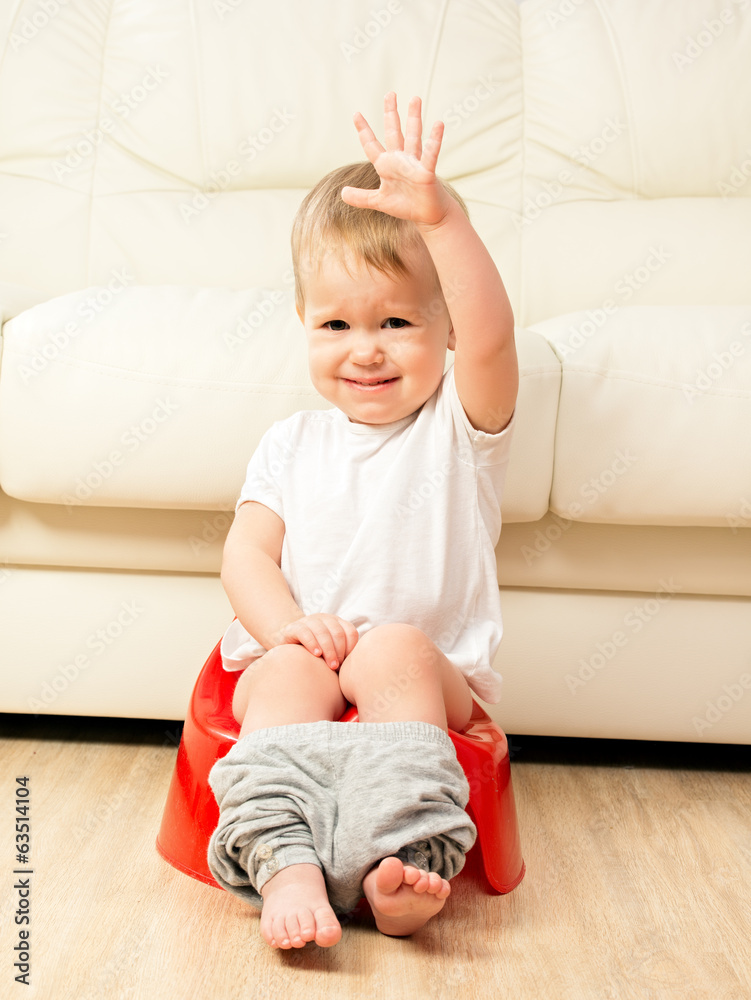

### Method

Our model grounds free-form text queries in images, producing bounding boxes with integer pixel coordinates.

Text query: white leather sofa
[1,0,749,743]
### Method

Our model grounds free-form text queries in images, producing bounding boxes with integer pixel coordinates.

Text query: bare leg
[232,643,347,737]
[338,624,473,935]
[337,623,473,734]
[232,645,347,948]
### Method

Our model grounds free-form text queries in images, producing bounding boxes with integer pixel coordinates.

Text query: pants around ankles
[207,719,477,914]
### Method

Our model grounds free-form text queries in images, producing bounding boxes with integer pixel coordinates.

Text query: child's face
[298,247,456,425]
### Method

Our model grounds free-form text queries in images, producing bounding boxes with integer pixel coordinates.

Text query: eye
[323,320,349,331]
[383,317,409,329]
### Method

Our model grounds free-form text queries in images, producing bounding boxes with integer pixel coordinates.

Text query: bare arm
[341,92,518,433]
[416,201,518,434]
[221,500,302,650]
[221,501,358,669]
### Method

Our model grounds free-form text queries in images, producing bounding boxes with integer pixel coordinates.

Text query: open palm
[341,92,452,227]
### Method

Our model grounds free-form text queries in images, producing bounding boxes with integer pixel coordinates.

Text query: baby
[208,93,518,949]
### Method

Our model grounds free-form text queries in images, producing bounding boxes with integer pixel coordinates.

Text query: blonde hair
[291,161,469,313]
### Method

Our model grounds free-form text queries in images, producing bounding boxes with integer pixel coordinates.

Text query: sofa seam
[592,0,639,197]
[187,0,208,187]
[0,1,24,88]
[563,367,751,397]
[422,0,450,110]
[87,0,117,284]
[3,351,321,394]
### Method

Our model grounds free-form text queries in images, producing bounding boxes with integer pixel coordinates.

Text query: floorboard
[1,714,749,1000]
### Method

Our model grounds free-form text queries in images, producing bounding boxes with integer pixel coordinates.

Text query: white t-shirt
[221,365,515,703]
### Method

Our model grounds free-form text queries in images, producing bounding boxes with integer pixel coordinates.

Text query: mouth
[343,377,400,387]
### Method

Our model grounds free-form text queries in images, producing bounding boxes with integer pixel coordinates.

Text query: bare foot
[259,863,341,949]
[362,856,451,937]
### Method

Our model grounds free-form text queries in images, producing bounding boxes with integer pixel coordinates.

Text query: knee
[356,624,440,679]
[251,644,332,684]
[232,644,338,718]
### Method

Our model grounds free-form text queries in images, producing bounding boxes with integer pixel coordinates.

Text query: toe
[375,856,407,894]
[271,914,291,949]
[411,870,431,893]
[402,865,422,886]
[284,913,304,948]
[314,907,342,947]
[426,872,443,894]
[295,909,317,945]
[260,913,277,949]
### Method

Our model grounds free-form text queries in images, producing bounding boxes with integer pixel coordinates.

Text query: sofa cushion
[0,282,49,324]
[0,0,522,300]
[0,285,556,520]
[530,305,751,525]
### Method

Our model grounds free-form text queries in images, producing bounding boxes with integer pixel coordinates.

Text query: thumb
[340,185,375,210]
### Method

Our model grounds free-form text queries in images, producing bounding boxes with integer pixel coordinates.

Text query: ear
[447,324,456,351]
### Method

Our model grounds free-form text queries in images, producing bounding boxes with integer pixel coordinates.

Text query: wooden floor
[1,714,749,1000]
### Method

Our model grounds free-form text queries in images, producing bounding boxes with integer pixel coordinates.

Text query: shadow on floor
[0,711,185,748]
[505,732,751,772]
[2,712,749,773]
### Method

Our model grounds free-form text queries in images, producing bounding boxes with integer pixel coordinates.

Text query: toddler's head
[292,162,469,425]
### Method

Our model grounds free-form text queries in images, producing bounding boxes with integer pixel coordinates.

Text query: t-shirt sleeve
[440,364,516,468]
[235,421,288,517]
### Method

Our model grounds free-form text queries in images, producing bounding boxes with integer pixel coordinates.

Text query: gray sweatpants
[207,720,477,914]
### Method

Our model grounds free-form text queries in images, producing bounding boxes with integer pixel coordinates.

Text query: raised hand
[341,91,453,228]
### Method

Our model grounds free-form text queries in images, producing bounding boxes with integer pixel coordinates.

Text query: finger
[342,621,360,658]
[403,96,423,160]
[340,184,378,210]
[285,623,323,658]
[383,90,404,152]
[421,119,444,175]
[331,618,359,661]
[303,618,344,669]
[324,619,353,668]
[352,110,385,164]
[311,625,340,669]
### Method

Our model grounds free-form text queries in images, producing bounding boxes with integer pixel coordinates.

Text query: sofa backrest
[1,0,749,324]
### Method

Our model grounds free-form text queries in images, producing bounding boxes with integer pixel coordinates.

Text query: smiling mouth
[344,377,399,386]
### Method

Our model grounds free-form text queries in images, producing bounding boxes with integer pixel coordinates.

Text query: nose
[349,327,384,365]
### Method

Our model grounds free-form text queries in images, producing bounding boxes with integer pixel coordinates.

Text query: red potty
[157,639,525,895]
